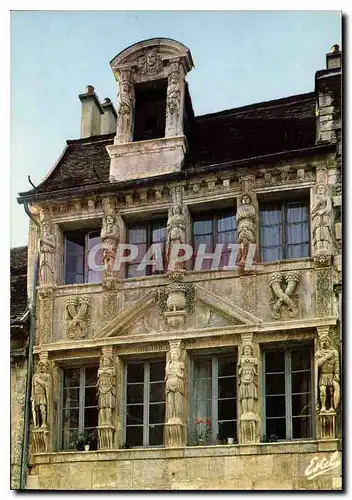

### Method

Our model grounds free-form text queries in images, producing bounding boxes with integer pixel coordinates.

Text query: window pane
[126,426,143,447]
[218,358,236,377]
[85,387,97,407]
[194,359,212,379]
[149,403,165,424]
[262,246,282,262]
[150,382,165,403]
[85,367,97,387]
[292,417,312,439]
[217,213,236,233]
[291,349,311,372]
[265,373,285,395]
[193,218,213,236]
[127,363,144,383]
[65,272,84,285]
[129,226,147,244]
[286,222,308,245]
[194,234,213,252]
[286,204,308,223]
[63,409,79,428]
[65,233,85,254]
[150,361,165,382]
[62,428,79,450]
[127,264,147,279]
[292,393,311,417]
[266,395,286,418]
[292,372,310,394]
[152,222,167,243]
[149,425,164,446]
[265,351,285,373]
[260,207,282,226]
[218,421,236,441]
[287,243,309,259]
[218,399,236,421]
[218,377,236,399]
[127,384,144,404]
[84,407,98,428]
[64,369,80,388]
[261,225,282,247]
[126,405,144,426]
[192,399,212,422]
[65,253,84,275]
[266,418,286,440]
[217,231,237,244]
[63,388,79,408]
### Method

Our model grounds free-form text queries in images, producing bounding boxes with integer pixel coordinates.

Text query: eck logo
[304,451,340,480]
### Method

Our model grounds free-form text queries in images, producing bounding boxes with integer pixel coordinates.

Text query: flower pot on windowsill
[84,444,90,451]
[227,437,234,445]
[197,439,205,446]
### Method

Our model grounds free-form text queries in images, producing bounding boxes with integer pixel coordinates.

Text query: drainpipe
[20,202,40,489]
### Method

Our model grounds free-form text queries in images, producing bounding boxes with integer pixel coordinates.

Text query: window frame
[189,353,238,444]
[261,345,316,442]
[63,228,102,285]
[126,218,167,278]
[192,209,237,270]
[259,200,310,262]
[123,359,166,448]
[58,365,99,451]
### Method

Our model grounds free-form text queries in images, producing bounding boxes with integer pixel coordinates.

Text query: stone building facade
[14,38,342,490]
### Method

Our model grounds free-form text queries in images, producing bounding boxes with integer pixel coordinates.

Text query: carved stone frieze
[316,267,332,317]
[269,271,300,319]
[65,295,91,339]
[102,290,118,322]
[38,295,54,344]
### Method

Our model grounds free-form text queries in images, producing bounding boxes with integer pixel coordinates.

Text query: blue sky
[10,10,341,247]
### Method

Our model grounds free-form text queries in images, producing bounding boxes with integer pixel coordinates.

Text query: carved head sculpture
[316,184,327,196]
[319,335,331,349]
[101,355,113,368]
[241,194,252,206]
[169,71,179,85]
[242,345,253,357]
[172,203,182,216]
[37,361,48,373]
[170,348,180,362]
[106,215,116,225]
[146,49,158,69]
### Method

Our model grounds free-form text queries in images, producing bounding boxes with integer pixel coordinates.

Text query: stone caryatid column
[311,165,333,256]
[166,186,187,273]
[236,175,258,269]
[165,61,184,137]
[101,197,120,282]
[165,340,187,447]
[31,352,52,453]
[238,333,259,444]
[115,69,135,145]
[39,209,56,287]
[315,327,340,439]
[97,347,117,449]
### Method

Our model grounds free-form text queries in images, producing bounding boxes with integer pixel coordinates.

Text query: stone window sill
[31,439,339,465]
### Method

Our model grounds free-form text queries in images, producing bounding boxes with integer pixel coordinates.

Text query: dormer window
[133,80,167,142]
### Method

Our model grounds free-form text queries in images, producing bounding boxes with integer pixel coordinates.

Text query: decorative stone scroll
[31,353,52,453]
[97,347,116,449]
[65,295,91,339]
[268,271,300,319]
[165,340,187,447]
[311,183,333,255]
[166,186,186,272]
[238,334,259,444]
[115,70,134,144]
[315,328,340,439]
[39,210,56,286]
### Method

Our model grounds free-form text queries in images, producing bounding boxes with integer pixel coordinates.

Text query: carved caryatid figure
[31,361,52,428]
[167,71,181,115]
[165,346,185,422]
[117,76,134,142]
[315,335,340,413]
[236,194,256,266]
[97,355,116,427]
[238,345,258,415]
[101,215,119,276]
[166,204,186,271]
[311,183,332,254]
[39,219,56,285]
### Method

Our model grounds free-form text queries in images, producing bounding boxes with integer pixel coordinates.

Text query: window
[64,229,102,284]
[263,346,314,441]
[193,210,237,270]
[60,366,98,450]
[127,220,167,278]
[125,360,165,447]
[190,355,237,443]
[260,201,309,262]
[133,80,167,142]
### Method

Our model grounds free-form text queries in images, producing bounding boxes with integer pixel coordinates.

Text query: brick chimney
[315,45,342,145]
[101,98,117,135]
[78,85,104,138]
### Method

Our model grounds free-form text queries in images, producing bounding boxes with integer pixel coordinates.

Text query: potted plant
[227,437,234,445]
[75,432,85,451]
[192,418,211,445]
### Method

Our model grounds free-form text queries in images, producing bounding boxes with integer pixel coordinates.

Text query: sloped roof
[18,92,317,199]
[10,246,28,324]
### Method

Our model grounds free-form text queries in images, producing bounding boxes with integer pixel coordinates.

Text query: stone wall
[27,442,341,490]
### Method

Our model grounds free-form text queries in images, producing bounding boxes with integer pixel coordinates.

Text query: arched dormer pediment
[110,37,194,83]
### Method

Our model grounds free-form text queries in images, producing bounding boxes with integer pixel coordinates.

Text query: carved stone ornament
[312,183,332,255]
[315,334,340,414]
[165,340,186,447]
[166,204,186,272]
[238,344,258,417]
[65,295,91,339]
[314,254,332,268]
[137,48,163,76]
[236,193,257,266]
[31,357,52,453]
[269,271,300,319]
[97,350,116,449]
[166,71,181,115]
[39,214,56,286]
[116,72,134,143]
